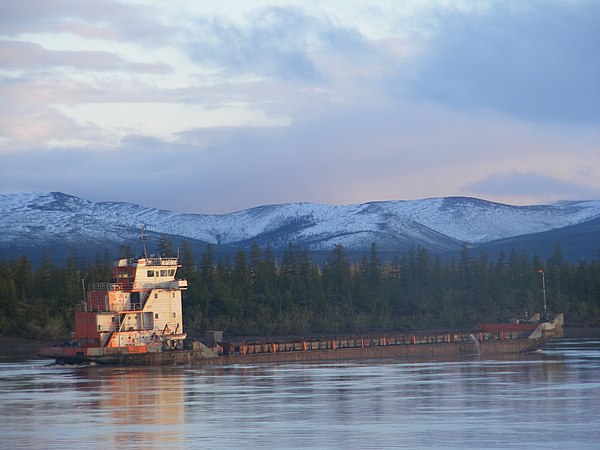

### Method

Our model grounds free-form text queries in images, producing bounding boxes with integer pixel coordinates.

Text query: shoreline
[0,336,58,358]
[564,327,600,338]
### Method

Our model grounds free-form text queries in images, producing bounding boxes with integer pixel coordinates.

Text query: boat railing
[115,257,179,267]
[88,282,126,292]
[144,257,179,266]
[119,257,178,266]
[75,303,112,313]
[88,281,182,292]
[233,329,536,356]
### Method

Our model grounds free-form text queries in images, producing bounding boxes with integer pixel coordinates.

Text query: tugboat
[39,227,216,364]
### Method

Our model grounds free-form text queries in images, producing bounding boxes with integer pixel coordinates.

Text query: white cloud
[52,102,290,144]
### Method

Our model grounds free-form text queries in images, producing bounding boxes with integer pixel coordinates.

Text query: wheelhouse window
[147,270,154,277]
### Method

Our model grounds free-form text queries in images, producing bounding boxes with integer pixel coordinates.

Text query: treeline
[0,252,112,339]
[1,242,599,340]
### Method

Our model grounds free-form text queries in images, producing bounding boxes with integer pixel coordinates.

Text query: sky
[1,0,599,214]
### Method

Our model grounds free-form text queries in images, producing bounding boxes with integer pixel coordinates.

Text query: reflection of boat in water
[38,234,564,366]
[72,367,186,447]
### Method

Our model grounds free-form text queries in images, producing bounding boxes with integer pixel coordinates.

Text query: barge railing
[227,328,537,356]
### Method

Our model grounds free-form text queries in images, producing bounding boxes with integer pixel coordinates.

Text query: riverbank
[564,327,600,338]
[0,336,58,358]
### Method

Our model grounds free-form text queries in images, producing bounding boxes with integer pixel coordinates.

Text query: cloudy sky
[1,0,598,213]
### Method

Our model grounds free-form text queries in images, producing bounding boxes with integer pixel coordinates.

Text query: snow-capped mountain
[1,192,600,261]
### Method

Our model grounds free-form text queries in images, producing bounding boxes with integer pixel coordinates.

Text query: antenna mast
[81,278,87,312]
[140,224,148,258]
[538,269,547,312]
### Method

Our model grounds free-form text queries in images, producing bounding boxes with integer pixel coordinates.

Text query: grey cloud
[411,1,600,124]
[465,171,597,200]
[0,106,403,213]
[0,101,497,213]
[3,94,597,214]
[0,40,172,73]
[189,6,366,81]
[0,0,175,45]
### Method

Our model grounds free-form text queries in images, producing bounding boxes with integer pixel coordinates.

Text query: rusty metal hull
[198,337,549,366]
[41,336,549,366]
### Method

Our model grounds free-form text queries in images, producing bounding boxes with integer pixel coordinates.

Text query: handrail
[88,282,125,292]
[88,280,183,292]
[235,329,535,356]
[118,257,179,267]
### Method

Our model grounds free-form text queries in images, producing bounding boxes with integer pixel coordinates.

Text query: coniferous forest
[1,240,599,340]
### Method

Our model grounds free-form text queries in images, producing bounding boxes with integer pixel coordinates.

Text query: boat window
[168,269,175,276]
[154,293,158,299]
[160,270,168,276]
[147,270,154,277]
[155,313,159,319]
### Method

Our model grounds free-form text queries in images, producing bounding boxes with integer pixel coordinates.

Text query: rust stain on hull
[46,337,549,366]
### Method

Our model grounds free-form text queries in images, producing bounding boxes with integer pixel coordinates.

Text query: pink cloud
[0,40,171,73]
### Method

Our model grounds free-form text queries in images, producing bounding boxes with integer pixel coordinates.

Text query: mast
[140,224,148,258]
[538,269,547,319]
[81,278,87,312]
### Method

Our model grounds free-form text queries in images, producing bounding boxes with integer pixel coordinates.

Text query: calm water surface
[1,339,599,449]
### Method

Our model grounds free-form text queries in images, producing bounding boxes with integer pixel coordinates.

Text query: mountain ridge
[1,191,600,262]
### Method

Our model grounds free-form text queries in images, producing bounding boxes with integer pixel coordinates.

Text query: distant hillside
[1,192,600,263]
[477,216,600,261]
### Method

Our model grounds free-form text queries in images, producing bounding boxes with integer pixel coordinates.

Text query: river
[1,338,599,449]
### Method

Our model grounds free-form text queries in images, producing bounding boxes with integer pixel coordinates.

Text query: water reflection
[0,364,187,448]
[0,339,599,449]
[81,367,186,448]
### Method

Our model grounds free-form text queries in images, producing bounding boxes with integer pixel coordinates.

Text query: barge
[39,245,563,366]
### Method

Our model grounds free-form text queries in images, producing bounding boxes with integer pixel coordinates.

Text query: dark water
[1,339,599,449]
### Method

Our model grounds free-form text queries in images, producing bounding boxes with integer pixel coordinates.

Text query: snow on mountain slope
[2,192,600,252]
[371,197,600,243]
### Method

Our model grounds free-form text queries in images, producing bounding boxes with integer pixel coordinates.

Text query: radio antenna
[140,224,148,258]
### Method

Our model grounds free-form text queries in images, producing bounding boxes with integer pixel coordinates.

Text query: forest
[1,239,599,340]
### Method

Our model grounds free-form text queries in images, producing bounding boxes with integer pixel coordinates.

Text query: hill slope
[1,192,600,261]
